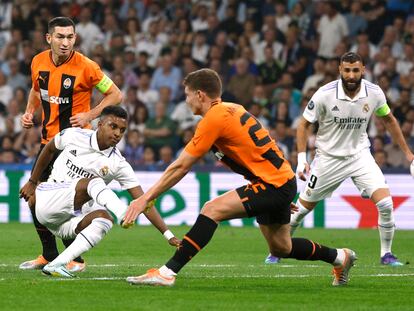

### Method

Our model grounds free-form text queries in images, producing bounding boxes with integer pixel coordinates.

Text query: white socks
[376,196,395,257]
[333,248,346,266]
[87,178,128,223]
[159,265,177,277]
[50,217,113,266]
[290,200,312,235]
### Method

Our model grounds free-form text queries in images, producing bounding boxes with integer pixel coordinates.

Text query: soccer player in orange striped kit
[123,68,356,287]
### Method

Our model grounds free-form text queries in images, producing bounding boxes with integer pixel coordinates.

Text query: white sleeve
[302,93,321,123]
[374,87,388,111]
[54,128,76,150]
[114,159,140,190]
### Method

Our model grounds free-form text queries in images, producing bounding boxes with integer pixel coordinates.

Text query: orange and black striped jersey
[185,101,294,187]
[31,50,113,144]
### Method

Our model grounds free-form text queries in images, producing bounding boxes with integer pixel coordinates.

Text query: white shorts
[299,148,388,202]
[35,179,104,239]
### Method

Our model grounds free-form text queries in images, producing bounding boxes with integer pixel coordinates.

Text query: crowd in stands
[0,0,414,172]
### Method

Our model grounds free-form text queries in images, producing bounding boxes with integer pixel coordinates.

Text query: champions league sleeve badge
[307,100,315,110]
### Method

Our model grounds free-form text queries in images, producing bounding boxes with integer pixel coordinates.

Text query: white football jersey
[49,128,139,190]
[303,79,388,157]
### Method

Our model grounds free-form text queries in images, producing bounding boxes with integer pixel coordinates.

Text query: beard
[341,76,362,92]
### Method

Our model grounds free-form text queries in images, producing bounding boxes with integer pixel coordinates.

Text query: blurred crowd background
[0,0,414,172]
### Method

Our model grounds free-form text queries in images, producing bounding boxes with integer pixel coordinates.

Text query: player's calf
[46,216,113,269]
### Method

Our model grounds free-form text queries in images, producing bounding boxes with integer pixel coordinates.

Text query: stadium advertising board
[0,170,413,229]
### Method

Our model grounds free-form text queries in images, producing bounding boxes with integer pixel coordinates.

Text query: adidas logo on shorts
[332,106,339,112]
[69,149,77,157]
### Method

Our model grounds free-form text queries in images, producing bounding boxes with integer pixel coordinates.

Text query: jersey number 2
[240,112,283,169]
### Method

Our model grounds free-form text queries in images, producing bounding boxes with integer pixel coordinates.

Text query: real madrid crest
[100,166,109,176]
[362,104,369,113]
[63,77,72,89]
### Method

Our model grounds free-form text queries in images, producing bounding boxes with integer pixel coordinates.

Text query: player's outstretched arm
[126,186,181,247]
[21,87,41,129]
[70,83,123,127]
[381,113,414,163]
[123,151,199,226]
[296,117,312,180]
[19,138,58,201]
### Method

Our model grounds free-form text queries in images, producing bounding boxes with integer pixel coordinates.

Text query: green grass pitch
[1,223,413,311]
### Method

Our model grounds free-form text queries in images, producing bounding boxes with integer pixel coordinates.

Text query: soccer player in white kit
[265,52,414,266]
[20,106,180,277]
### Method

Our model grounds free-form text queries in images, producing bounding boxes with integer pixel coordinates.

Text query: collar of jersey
[337,79,368,102]
[49,50,75,67]
[90,130,116,157]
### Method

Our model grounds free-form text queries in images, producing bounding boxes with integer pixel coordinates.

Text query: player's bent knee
[376,196,393,212]
[93,210,114,223]
[200,201,224,222]
[376,196,394,223]
[75,210,114,233]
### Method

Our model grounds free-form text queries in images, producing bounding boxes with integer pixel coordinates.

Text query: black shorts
[236,177,297,225]
[32,143,61,182]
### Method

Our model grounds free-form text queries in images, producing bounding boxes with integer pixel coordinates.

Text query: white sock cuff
[376,196,393,211]
[91,217,113,234]
[87,178,107,199]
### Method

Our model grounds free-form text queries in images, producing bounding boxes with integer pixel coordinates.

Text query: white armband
[163,230,174,240]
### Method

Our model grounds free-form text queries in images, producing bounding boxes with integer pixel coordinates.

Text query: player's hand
[19,181,37,202]
[296,152,309,181]
[70,112,90,127]
[290,202,299,214]
[168,237,182,248]
[122,196,150,227]
[21,112,34,129]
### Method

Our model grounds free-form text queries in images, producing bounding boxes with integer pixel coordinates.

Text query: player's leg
[42,209,113,277]
[20,147,85,270]
[18,203,58,270]
[86,177,130,222]
[352,149,402,266]
[265,196,317,266]
[371,188,402,266]
[293,152,345,235]
[265,153,347,264]
[42,178,117,277]
[19,147,59,270]
[126,188,248,286]
[259,222,357,286]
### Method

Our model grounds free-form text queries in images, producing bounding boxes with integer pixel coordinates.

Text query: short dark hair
[100,105,128,120]
[48,17,75,34]
[183,68,222,98]
[340,52,363,65]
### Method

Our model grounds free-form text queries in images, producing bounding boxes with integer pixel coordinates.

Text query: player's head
[46,17,76,60]
[183,68,222,115]
[97,106,128,148]
[339,52,365,92]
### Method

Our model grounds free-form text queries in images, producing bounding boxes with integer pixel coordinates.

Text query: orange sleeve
[83,57,105,89]
[31,56,39,91]
[185,112,223,158]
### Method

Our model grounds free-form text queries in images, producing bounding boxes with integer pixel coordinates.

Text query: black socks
[288,238,337,264]
[166,214,218,273]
